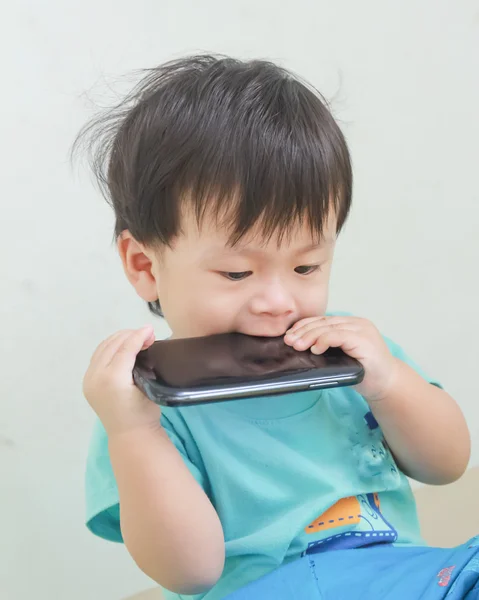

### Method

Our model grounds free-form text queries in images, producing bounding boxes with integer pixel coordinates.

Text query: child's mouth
[241,321,297,339]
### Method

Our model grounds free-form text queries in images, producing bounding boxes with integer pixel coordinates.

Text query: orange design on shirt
[305,496,364,534]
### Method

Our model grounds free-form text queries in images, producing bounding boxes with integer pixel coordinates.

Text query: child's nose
[250,281,296,317]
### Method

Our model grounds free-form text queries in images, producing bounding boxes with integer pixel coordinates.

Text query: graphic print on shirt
[303,492,398,554]
[303,409,399,555]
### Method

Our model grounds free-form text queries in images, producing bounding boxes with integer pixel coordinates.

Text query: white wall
[1,1,477,598]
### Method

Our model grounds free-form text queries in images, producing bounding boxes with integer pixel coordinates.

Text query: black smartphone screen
[133,332,364,407]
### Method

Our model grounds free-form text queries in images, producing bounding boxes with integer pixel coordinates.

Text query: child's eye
[295,265,320,275]
[221,271,252,281]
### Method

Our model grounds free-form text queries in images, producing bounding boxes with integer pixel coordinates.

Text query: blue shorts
[225,538,479,599]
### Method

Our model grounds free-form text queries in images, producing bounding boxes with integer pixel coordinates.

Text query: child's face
[125,209,337,339]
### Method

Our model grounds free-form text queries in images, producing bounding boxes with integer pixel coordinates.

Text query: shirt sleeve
[383,336,442,388]
[85,412,206,543]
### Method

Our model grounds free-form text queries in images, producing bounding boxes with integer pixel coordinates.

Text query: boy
[79,55,474,599]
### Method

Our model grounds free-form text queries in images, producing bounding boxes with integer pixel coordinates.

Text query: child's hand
[83,326,161,436]
[284,316,399,402]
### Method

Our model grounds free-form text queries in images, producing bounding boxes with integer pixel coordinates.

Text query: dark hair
[74,54,353,317]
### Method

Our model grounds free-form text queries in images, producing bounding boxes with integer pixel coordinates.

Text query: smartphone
[133,332,364,407]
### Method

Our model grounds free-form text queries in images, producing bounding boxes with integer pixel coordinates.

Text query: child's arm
[83,327,224,594]
[284,316,470,485]
[108,425,224,593]
[362,358,470,484]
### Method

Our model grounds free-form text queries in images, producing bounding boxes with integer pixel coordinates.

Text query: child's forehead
[178,208,337,255]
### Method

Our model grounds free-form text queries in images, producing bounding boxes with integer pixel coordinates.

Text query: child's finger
[310,330,362,357]
[286,321,355,347]
[108,326,155,372]
[289,324,358,352]
[93,326,155,368]
[96,330,137,365]
[286,316,326,333]
[141,328,156,350]
[90,330,133,366]
[286,316,354,338]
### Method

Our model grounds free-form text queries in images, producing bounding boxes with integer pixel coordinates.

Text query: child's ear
[117,231,159,302]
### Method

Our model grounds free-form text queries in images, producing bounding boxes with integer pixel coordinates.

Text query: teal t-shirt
[85,335,439,600]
